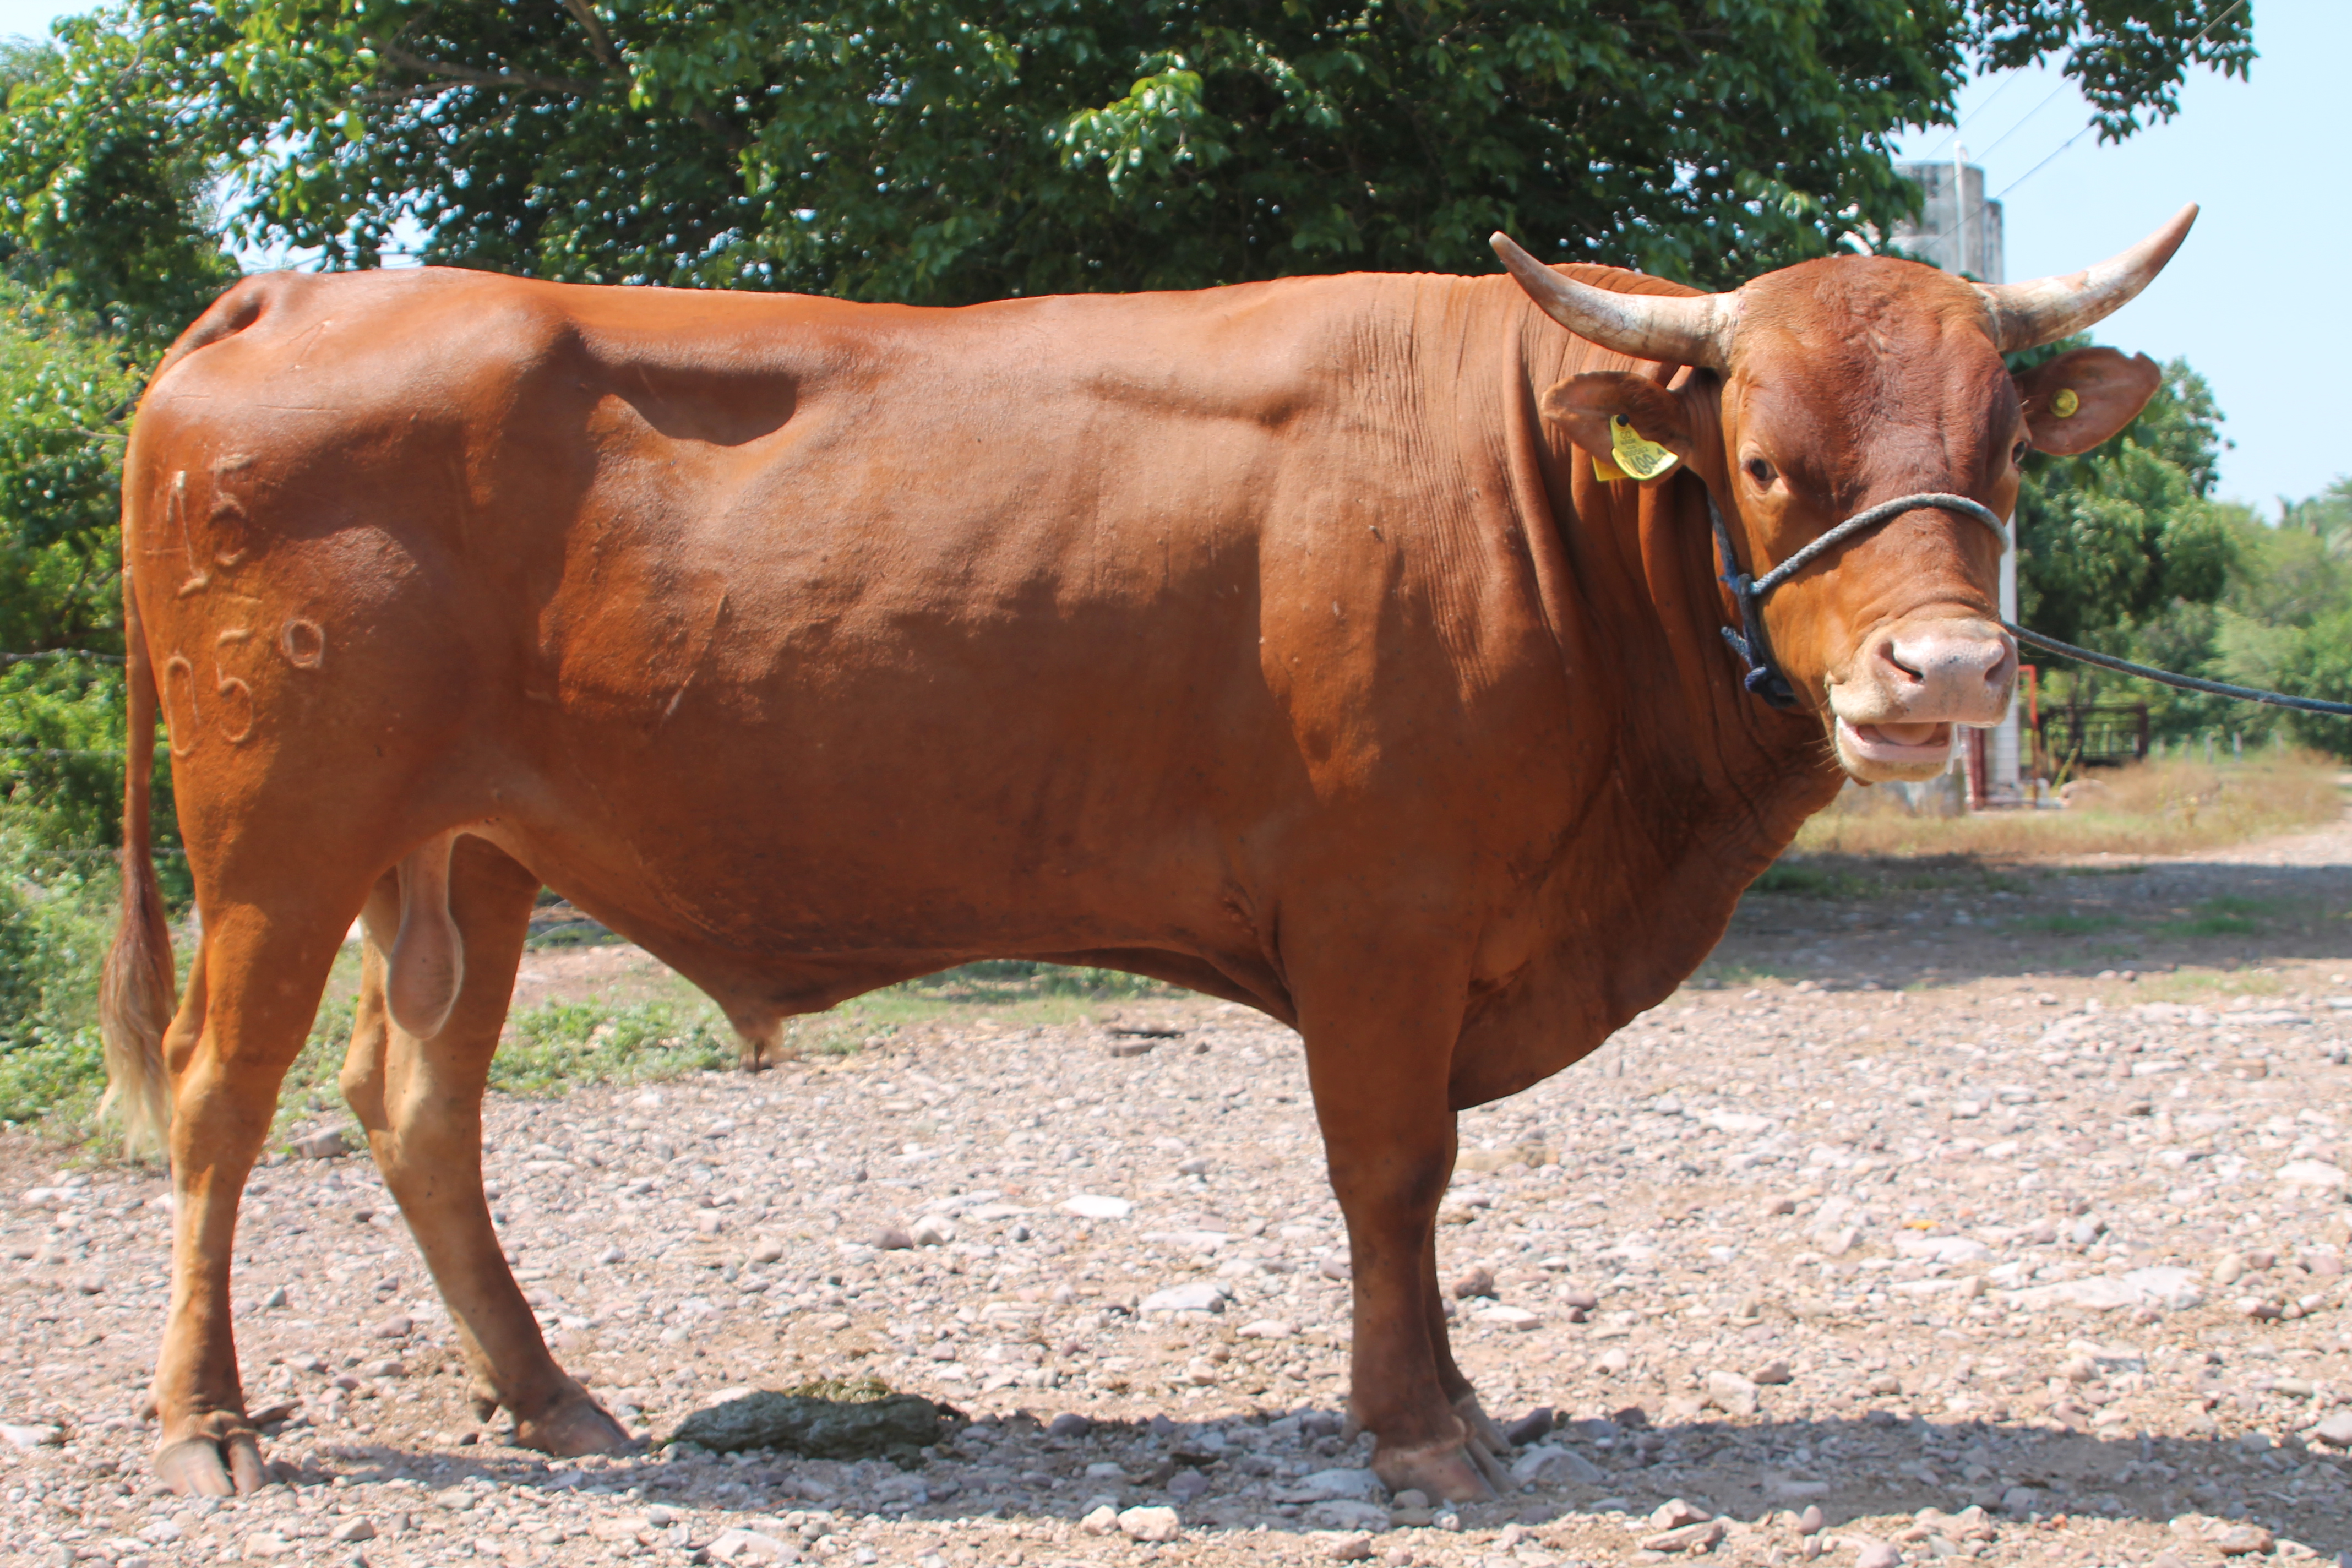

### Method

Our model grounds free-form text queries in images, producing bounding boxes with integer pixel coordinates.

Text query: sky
[1,0,2336,511]
[1887,1,2348,515]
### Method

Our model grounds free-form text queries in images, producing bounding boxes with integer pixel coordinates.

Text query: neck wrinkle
[1487,286,1844,864]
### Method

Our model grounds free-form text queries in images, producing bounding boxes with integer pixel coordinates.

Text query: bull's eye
[1743,457,1778,488]
[2011,438,2030,466]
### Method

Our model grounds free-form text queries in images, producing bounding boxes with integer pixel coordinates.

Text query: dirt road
[6,809,2352,1568]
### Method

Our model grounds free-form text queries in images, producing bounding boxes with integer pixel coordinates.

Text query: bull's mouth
[1834,715,1957,768]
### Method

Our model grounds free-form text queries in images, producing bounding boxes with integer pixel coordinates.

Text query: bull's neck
[1477,283,1847,885]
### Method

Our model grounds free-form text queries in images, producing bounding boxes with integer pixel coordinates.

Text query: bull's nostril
[1877,640,1925,682]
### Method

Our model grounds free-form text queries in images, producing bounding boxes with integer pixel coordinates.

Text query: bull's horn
[1974,203,2198,352]
[1490,231,1735,369]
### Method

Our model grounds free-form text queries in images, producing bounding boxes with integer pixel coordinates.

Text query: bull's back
[130,268,1529,965]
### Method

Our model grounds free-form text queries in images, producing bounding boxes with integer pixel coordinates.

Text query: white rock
[1237,1318,1295,1338]
[1297,1467,1385,1500]
[0,1423,61,1449]
[1081,1504,1120,1535]
[1117,1505,1183,1542]
[1478,1304,1540,1332]
[1311,1530,1375,1561]
[707,1527,797,1562]
[1304,1499,1391,1532]
[2277,1161,2347,1190]
[1512,1444,1605,1486]
[1060,1194,1134,1219]
[1706,1369,1760,1416]
[1139,1281,1226,1314]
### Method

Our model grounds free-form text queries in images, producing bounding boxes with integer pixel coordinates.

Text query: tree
[10,0,2255,306]
[0,28,218,854]
[2012,351,2235,649]
[2278,477,2352,560]
[0,24,233,344]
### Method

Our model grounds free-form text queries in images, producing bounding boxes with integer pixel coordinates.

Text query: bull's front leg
[1420,1221,1516,1469]
[1296,941,1500,1503]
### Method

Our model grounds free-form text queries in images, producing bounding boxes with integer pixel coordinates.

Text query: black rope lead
[2005,623,2352,717]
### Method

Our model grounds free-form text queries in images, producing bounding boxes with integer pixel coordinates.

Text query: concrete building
[1892,159,2023,801]
[1890,157,2005,283]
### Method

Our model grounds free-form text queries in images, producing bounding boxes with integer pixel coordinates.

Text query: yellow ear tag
[1608,414,1679,482]
[2051,388,2080,418]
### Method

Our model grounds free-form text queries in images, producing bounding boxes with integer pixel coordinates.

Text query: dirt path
[5,814,2352,1568]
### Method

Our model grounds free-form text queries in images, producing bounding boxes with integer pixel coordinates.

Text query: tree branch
[372,39,607,97]
[561,0,622,70]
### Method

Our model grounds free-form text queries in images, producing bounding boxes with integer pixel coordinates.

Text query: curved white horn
[1490,231,1735,368]
[1975,203,2198,352]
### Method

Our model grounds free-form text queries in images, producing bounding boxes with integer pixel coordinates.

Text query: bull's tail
[97,585,175,1159]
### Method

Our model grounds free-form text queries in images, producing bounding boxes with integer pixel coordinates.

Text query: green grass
[2011,912,2127,935]
[2152,896,2271,939]
[1684,956,1805,989]
[1746,854,2034,902]
[497,997,732,1092]
[264,956,1177,1152]
[1749,862,1872,899]
[0,826,114,1132]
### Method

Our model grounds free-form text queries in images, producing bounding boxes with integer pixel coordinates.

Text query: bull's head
[1495,208,2193,783]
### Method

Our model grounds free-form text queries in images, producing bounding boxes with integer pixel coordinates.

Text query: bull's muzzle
[1829,617,2016,780]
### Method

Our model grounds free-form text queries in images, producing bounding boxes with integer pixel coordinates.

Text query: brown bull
[101,206,2194,1499]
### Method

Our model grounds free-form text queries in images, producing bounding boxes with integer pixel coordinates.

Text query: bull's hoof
[156,1420,268,1496]
[1453,1391,1515,1457]
[1371,1436,1498,1504]
[512,1384,633,1456]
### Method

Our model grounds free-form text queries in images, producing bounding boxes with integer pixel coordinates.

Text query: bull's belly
[465,728,1280,1019]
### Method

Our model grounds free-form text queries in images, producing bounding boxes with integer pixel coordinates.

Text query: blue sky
[3,1,2334,511]
[1888,1,2346,516]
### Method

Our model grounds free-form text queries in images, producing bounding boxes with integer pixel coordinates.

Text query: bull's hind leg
[340,836,629,1455]
[154,903,353,1495]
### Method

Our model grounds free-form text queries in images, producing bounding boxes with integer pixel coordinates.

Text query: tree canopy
[6,0,2255,306]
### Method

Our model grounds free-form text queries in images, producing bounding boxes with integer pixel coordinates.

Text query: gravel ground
[7,813,2352,1568]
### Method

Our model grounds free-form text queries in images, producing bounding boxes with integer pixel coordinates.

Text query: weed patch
[0,828,113,1134]
[2154,897,2271,939]
[1795,753,2342,861]
[497,999,731,1095]
[2013,912,2127,936]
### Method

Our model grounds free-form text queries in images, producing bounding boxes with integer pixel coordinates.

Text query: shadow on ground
[292,1406,2352,1555]
[1715,852,2352,991]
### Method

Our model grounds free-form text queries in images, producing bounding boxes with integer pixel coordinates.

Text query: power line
[1988,0,2249,207]
[1913,67,2030,163]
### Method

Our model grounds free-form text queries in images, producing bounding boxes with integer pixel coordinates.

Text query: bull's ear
[1540,371,1697,484]
[2013,347,2162,456]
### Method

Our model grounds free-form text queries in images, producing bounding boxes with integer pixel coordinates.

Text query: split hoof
[1372,1437,1498,1505]
[156,1425,267,1496]
[1453,1391,1515,1456]
[513,1384,633,1456]
[1465,1429,1514,1493]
